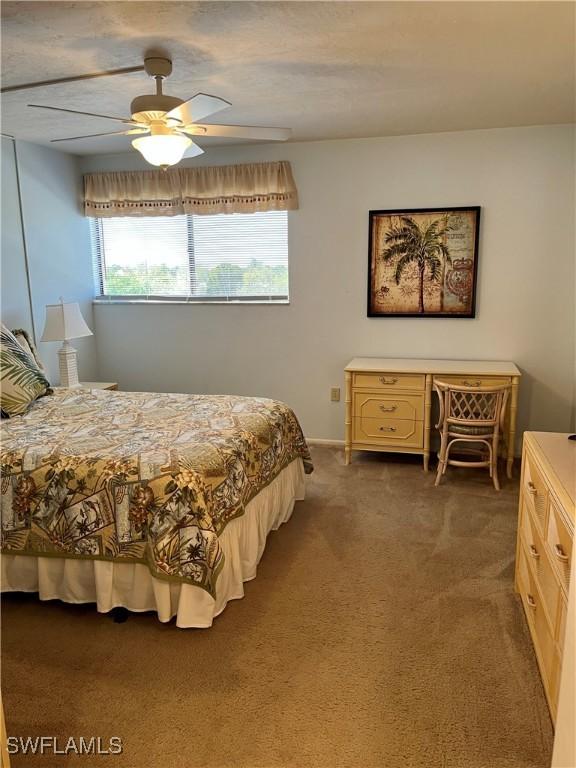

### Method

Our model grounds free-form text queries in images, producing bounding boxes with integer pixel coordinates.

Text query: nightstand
[78,382,118,391]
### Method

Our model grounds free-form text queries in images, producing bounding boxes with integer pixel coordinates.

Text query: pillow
[11,328,46,373]
[1,323,51,417]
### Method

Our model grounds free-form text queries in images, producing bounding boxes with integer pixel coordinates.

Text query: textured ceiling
[1,1,574,155]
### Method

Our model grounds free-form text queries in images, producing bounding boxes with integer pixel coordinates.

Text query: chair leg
[435,431,447,486]
[492,458,501,491]
[492,432,501,490]
[435,462,443,486]
[442,439,451,475]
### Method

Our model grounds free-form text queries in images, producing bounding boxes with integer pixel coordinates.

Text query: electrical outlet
[330,387,340,402]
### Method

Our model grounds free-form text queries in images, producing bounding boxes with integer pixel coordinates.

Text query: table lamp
[41,299,93,387]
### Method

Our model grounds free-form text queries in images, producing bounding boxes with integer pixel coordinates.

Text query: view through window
[91,210,289,301]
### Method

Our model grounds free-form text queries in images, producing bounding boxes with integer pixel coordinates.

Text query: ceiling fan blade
[28,104,135,124]
[182,124,292,142]
[183,142,205,159]
[166,93,231,125]
[50,127,149,143]
[1,65,145,94]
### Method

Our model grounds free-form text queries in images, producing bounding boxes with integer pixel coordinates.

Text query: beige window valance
[83,161,298,217]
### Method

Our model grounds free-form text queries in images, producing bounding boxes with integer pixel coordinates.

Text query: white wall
[78,124,574,442]
[0,139,97,383]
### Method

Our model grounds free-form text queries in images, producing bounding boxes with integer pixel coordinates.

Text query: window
[91,211,289,302]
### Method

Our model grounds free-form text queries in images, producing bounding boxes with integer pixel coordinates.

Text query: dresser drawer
[548,655,562,721]
[353,392,424,422]
[353,372,425,391]
[557,596,567,652]
[546,497,572,592]
[517,546,556,688]
[352,416,423,448]
[520,516,561,631]
[434,375,510,389]
[523,449,549,532]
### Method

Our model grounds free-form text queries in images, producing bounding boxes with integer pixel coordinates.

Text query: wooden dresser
[344,358,521,476]
[515,432,575,723]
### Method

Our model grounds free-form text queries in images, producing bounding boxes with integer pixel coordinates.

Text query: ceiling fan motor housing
[131,57,182,122]
[130,94,184,123]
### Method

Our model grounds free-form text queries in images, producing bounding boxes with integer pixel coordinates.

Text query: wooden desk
[344,358,521,477]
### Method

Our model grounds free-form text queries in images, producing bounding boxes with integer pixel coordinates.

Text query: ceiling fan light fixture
[132,133,192,169]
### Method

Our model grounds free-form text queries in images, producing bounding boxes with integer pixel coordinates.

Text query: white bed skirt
[1,459,305,628]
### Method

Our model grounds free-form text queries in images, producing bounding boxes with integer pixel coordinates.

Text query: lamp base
[58,341,80,388]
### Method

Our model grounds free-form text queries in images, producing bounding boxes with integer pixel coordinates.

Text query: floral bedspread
[1,388,312,596]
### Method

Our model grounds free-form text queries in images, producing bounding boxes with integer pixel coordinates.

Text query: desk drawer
[353,416,423,448]
[546,498,572,592]
[353,372,425,391]
[434,375,510,389]
[353,392,424,421]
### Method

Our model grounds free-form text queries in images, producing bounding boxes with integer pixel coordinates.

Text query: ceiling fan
[14,57,291,169]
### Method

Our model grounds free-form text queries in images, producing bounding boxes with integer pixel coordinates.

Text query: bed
[0,387,312,627]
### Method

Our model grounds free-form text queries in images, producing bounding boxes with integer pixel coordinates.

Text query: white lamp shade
[132,134,200,168]
[41,302,93,342]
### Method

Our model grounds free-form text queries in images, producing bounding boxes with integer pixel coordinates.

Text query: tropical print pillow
[1,323,51,417]
[11,328,46,373]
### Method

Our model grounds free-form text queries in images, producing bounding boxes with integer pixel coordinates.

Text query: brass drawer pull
[527,594,537,609]
[463,379,481,387]
[555,544,569,563]
[379,405,397,413]
[379,426,397,432]
[378,377,398,385]
[527,482,537,496]
[529,544,540,559]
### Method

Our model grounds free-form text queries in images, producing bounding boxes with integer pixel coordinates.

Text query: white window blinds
[91,211,289,302]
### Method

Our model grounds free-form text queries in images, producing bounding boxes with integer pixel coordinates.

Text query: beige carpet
[2,446,553,768]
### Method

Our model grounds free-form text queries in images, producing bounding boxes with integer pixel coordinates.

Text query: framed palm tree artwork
[367,207,481,317]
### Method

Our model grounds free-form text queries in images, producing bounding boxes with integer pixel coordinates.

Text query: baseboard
[305,438,521,459]
[305,437,345,447]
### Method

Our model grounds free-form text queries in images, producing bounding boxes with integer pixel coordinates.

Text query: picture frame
[367,206,481,318]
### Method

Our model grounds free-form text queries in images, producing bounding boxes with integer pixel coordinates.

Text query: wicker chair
[434,380,510,490]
